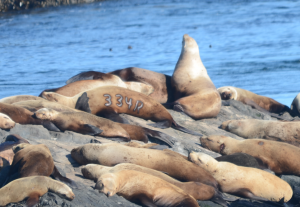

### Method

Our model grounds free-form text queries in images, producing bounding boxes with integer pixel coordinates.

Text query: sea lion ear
[26,192,41,207]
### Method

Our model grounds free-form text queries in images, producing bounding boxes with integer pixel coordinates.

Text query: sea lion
[0,134,29,170]
[189,152,293,202]
[0,95,44,104]
[218,86,290,114]
[82,163,227,205]
[0,102,60,131]
[201,135,300,176]
[34,108,175,146]
[66,71,120,84]
[0,112,15,129]
[221,119,300,147]
[0,176,75,207]
[71,143,219,189]
[95,170,199,207]
[215,153,262,169]
[291,92,300,116]
[40,79,154,97]
[109,67,173,103]
[41,86,201,136]
[170,34,221,119]
[5,143,78,188]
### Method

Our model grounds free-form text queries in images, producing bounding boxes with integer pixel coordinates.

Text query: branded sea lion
[40,79,154,97]
[0,134,29,170]
[71,143,219,189]
[109,67,173,103]
[221,119,300,146]
[34,108,175,146]
[291,92,300,116]
[201,135,300,176]
[82,163,227,205]
[0,102,60,131]
[0,95,44,104]
[42,86,201,136]
[215,153,262,169]
[0,176,75,206]
[95,170,199,207]
[218,86,290,114]
[170,34,221,119]
[189,152,293,202]
[5,143,78,189]
[0,112,15,129]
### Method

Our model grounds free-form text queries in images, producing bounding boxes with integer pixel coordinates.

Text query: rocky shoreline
[1,99,299,207]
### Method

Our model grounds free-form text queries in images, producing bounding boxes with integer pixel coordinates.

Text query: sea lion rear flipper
[5,134,29,144]
[66,71,96,84]
[142,127,175,147]
[42,120,61,132]
[210,190,230,207]
[51,165,81,189]
[102,111,130,124]
[235,188,269,202]
[75,92,91,113]
[26,192,41,207]
[148,120,170,129]
[81,124,103,136]
[171,121,202,136]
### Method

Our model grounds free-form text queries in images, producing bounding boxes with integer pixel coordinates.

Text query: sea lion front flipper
[42,120,61,132]
[142,127,175,147]
[5,134,29,144]
[102,111,130,124]
[171,121,202,136]
[81,124,103,136]
[75,92,91,113]
[210,189,230,207]
[51,165,81,189]
[26,192,41,207]
[234,188,269,202]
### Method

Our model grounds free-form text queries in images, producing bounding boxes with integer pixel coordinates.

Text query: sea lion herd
[0,34,300,206]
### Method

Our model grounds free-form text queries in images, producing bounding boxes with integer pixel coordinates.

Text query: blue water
[0,0,299,106]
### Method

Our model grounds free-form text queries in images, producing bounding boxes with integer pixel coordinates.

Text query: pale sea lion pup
[291,92,300,116]
[218,86,289,114]
[171,34,221,119]
[201,135,300,176]
[221,119,300,147]
[0,176,75,206]
[0,112,15,129]
[95,170,199,207]
[82,163,228,205]
[189,152,293,202]
[0,95,44,104]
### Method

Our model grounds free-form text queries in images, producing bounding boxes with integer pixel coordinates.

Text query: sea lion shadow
[66,154,81,168]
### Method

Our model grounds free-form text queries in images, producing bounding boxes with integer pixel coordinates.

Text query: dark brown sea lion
[0,95,44,104]
[0,176,75,207]
[170,34,221,119]
[215,153,263,169]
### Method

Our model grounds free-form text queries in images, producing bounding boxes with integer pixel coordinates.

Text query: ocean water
[0,0,299,106]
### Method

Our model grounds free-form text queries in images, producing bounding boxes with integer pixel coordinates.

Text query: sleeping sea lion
[201,135,300,176]
[0,95,44,104]
[215,153,263,169]
[0,176,75,207]
[0,112,15,129]
[41,86,201,136]
[82,163,228,206]
[221,119,300,147]
[170,34,221,119]
[189,152,293,202]
[95,170,199,207]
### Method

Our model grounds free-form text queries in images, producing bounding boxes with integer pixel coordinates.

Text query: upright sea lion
[200,135,300,176]
[95,170,199,207]
[170,34,221,119]
[0,112,15,129]
[82,163,227,205]
[34,108,175,146]
[0,95,44,104]
[5,143,78,188]
[221,119,300,146]
[291,92,300,116]
[0,176,75,207]
[71,143,219,189]
[109,67,173,103]
[189,152,293,202]
[41,86,202,136]
[218,86,290,114]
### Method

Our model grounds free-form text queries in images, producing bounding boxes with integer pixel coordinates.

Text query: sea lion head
[54,181,75,200]
[41,91,63,102]
[0,113,15,129]
[188,152,217,169]
[35,108,58,121]
[12,143,31,153]
[81,164,109,181]
[200,135,231,154]
[217,87,238,100]
[95,173,118,197]
[182,34,199,54]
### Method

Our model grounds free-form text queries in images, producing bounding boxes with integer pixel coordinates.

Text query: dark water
[0,0,299,106]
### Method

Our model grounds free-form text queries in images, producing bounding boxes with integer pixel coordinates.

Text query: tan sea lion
[0,176,75,207]
[95,169,199,207]
[0,112,15,129]
[291,92,300,116]
[41,86,201,136]
[5,143,78,188]
[82,163,227,205]
[34,108,175,146]
[218,86,289,114]
[200,135,300,176]
[0,95,44,104]
[71,143,219,189]
[109,67,173,103]
[221,119,300,146]
[189,152,293,202]
[171,34,221,119]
